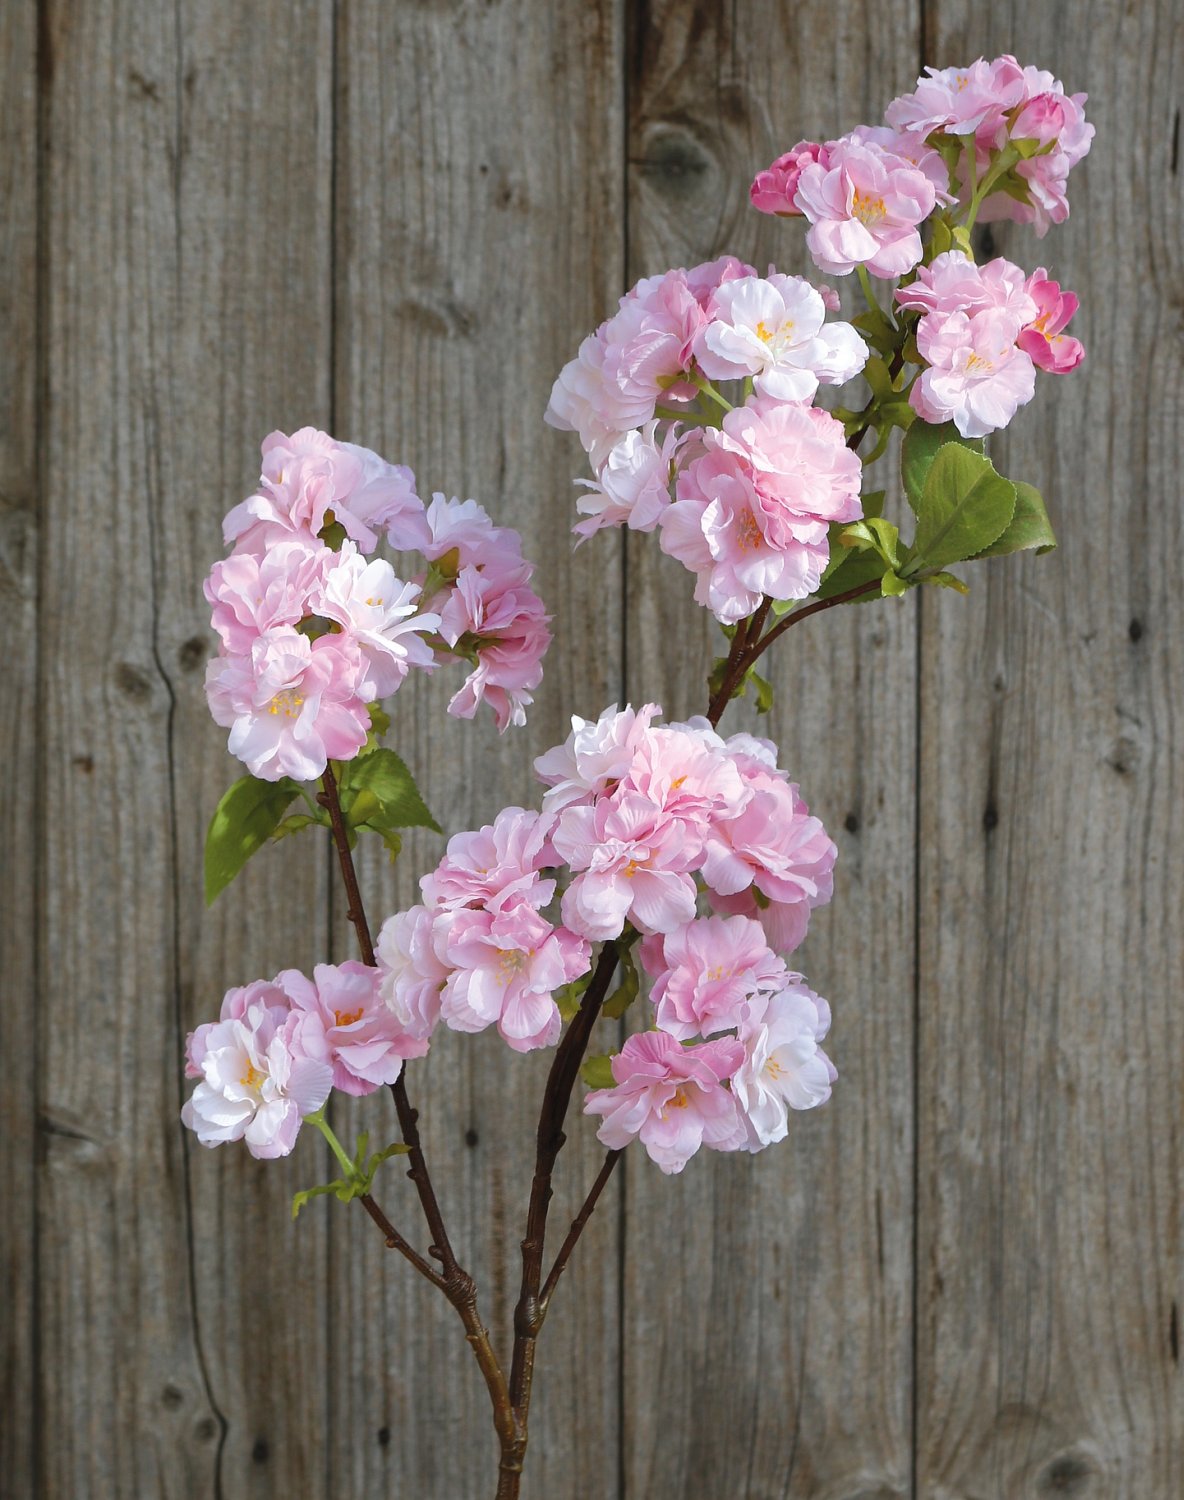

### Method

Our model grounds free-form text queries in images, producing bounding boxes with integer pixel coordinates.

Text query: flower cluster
[182,964,425,1158]
[204,428,550,780]
[546,260,868,622]
[365,703,837,1174]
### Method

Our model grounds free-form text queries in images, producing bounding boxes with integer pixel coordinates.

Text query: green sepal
[271,813,320,843]
[880,571,910,598]
[904,445,1015,575]
[204,774,303,905]
[971,480,1057,559]
[921,570,971,594]
[602,946,640,1020]
[555,978,589,1022]
[291,1133,411,1220]
[750,670,774,715]
[580,1054,617,1091]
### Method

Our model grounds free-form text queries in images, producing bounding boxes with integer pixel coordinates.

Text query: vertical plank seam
[32,2,48,1493]
[326,4,341,1494]
[911,17,932,1500]
[617,4,632,1496]
[162,3,230,1491]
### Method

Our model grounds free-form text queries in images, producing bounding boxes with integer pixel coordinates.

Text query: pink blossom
[438,904,591,1052]
[620,723,747,838]
[911,307,1036,438]
[660,400,862,622]
[181,1001,332,1159]
[421,807,556,914]
[438,564,551,731]
[643,915,789,1040]
[583,1030,746,1174]
[980,65,1093,236]
[185,979,291,1078]
[223,427,427,555]
[534,702,662,813]
[795,137,937,280]
[375,905,449,1040]
[693,273,867,401]
[205,628,372,781]
[554,790,700,940]
[573,421,683,540]
[894,252,1036,323]
[205,540,329,655]
[700,769,836,955]
[683,255,759,307]
[885,57,1025,139]
[750,141,830,216]
[732,983,836,1148]
[420,495,525,578]
[281,961,427,1095]
[848,125,953,203]
[1017,268,1084,372]
[314,542,439,697]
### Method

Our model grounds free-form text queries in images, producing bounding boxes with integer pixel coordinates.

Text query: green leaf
[360,825,403,864]
[860,489,886,521]
[900,419,984,509]
[343,748,442,834]
[880,571,910,598]
[580,1054,617,1091]
[750,670,774,715]
[205,774,302,905]
[971,480,1057,559]
[602,947,640,1020]
[555,979,588,1022]
[906,445,1016,574]
[812,547,891,603]
[271,813,319,843]
[922,570,971,594]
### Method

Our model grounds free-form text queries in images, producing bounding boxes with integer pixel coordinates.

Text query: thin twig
[539,1150,622,1313]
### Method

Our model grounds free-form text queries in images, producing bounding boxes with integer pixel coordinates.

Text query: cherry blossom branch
[538,1149,622,1315]
[317,766,516,1453]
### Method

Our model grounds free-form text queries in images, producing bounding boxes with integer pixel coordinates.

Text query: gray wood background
[2,1,1180,1496]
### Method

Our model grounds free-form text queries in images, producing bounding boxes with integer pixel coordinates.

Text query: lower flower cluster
[182,703,840,1174]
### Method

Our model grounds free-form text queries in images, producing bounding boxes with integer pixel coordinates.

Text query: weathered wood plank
[0,4,39,1494]
[916,5,1184,1496]
[331,3,624,1495]
[621,5,921,1496]
[38,2,335,1494]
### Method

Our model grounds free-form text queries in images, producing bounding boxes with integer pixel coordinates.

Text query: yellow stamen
[334,1007,364,1028]
[268,689,305,718]
[851,189,887,227]
[239,1062,264,1090]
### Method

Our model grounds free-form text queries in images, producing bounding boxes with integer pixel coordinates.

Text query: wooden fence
[2,1,1180,1495]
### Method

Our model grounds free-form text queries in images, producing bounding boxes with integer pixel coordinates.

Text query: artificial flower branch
[183,52,1090,1499]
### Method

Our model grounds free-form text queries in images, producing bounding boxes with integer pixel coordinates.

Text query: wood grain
[330,3,624,1495]
[0,3,40,1494]
[915,4,1184,1497]
[37,1,335,1494]
[621,5,922,1497]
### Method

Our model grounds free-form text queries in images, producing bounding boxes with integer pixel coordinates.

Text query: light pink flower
[205,540,329,655]
[795,137,937,279]
[223,428,427,555]
[694,273,867,401]
[683,255,760,307]
[534,702,663,813]
[643,915,789,1040]
[980,65,1093,236]
[700,770,836,955]
[848,124,953,203]
[314,542,439,697]
[205,628,372,781]
[438,904,591,1052]
[421,807,556,914]
[181,1001,332,1159]
[894,252,1036,323]
[911,307,1036,438]
[621,723,747,838]
[420,495,524,578]
[660,400,862,622]
[750,141,830,216]
[554,790,700,940]
[375,905,449,1040]
[573,421,683,540]
[439,564,551,732]
[885,56,1025,139]
[583,1030,746,1174]
[1017,268,1084,373]
[185,979,292,1078]
[281,961,427,1096]
[732,983,836,1148]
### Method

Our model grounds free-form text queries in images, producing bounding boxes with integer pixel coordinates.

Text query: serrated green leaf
[907,445,1015,573]
[602,947,640,1020]
[205,774,302,905]
[972,480,1057,559]
[580,1054,617,1091]
[343,748,442,834]
[346,788,383,828]
[900,419,984,509]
